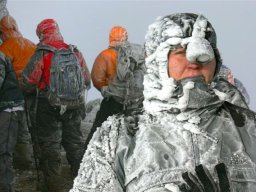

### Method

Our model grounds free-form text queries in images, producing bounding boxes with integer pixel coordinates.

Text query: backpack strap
[223,101,246,127]
[34,45,56,90]
[68,44,78,52]
[36,45,56,52]
[37,44,78,53]
[124,108,144,136]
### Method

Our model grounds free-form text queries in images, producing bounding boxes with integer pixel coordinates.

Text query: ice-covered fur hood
[143,13,223,114]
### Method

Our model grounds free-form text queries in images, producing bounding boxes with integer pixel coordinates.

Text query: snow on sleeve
[212,88,230,101]
[70,116,123,192]
[177,81,194,111]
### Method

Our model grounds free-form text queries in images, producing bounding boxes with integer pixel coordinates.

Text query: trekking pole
[24,94,40,182]
[123,80,130,116]
[84,88,88,103]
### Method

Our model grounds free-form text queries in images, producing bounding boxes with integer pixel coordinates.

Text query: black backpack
[38,45,85,109]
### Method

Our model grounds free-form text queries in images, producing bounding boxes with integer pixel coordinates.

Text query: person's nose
[186,38,214,65]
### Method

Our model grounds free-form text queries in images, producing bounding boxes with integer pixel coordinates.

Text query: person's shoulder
[73,114,125,191]
[0,38,12,50]
[36,44,54,53]
[94,48,116,61]
[97,114,124,136]
[68,44,79,52]
[22,37,37,48]
[91,114,124,141]
[85,114,124,159]
[2,37,27,46]
[101,48,116,55]
[129,42,144,50]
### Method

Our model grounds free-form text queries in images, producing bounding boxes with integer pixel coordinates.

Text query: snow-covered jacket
[71,79,256,192]
[22,19,91,94]
[0,15,36,81]
[71,13,256,192]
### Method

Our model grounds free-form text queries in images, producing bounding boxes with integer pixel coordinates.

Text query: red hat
[36,19,63,42]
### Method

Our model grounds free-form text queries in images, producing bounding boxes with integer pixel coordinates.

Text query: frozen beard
[143,13,221,114]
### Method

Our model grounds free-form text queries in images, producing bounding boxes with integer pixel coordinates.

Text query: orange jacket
[0,16,36,80]
[91,48,117,91]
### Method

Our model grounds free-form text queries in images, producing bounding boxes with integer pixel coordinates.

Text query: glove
[101,86,109,97]
[179,163,231,192]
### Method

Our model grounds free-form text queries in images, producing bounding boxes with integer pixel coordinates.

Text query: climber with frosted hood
[71,13,256,192]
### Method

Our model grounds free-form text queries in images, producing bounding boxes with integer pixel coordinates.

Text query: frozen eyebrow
[172,49,185,54]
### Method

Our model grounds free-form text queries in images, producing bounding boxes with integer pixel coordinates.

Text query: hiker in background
[21,18,91,192]
[0,52,24,192]
[0,15,36,170]
[85,26,145,149]
[71,13,256,192]
[218,64,250,106]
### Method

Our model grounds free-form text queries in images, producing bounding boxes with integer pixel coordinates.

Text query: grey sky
[7,0,256,110]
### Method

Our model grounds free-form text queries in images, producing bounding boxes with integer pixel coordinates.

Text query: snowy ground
[14,99,101,192]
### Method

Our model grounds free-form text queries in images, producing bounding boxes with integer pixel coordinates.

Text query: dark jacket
[0,52,24,111]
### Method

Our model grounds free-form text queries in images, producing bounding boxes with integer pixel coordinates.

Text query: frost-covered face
[168,48,216,83]
[143,13,222,113]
